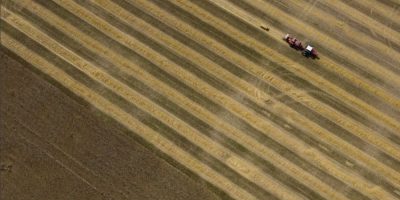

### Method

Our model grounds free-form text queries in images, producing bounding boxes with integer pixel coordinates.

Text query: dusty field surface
[1,0,400,200]
[0,50,220,200]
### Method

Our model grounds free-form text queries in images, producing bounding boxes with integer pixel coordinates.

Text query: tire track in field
[0,120,84,200]
[0,112,126,200]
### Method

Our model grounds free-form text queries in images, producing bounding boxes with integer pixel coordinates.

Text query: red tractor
[284,34,319,59]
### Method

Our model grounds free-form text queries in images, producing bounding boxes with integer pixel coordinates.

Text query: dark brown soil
[0,49,220,200]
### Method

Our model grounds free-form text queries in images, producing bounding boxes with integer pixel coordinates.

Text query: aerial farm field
[1,0,400,200]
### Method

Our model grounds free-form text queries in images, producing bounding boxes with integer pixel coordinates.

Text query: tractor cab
[303,45,313,56]
[303,45,318,59]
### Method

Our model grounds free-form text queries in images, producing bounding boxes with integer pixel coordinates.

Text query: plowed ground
[0,50,220,200]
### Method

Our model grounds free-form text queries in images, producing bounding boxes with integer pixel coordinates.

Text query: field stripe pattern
[1,0,399,199]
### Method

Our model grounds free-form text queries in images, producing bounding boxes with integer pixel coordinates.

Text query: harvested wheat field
[1,0,400,200]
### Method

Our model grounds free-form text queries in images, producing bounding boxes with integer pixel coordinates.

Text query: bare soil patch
[0,49,220,200]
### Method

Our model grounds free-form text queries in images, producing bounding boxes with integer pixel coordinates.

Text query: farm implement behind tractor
[284,34,319,59]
